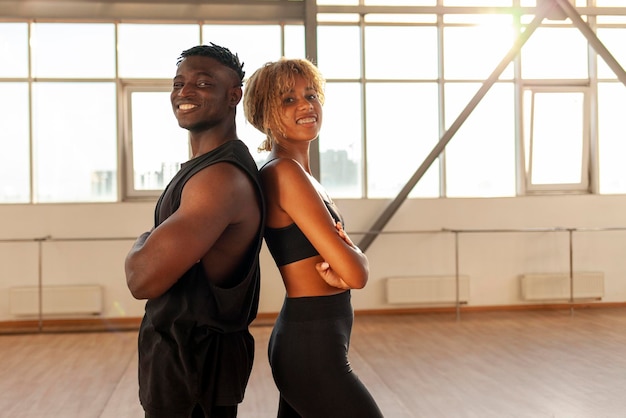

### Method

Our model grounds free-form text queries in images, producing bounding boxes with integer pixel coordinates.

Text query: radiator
[386,276,470,305]
[520,272,604,301]
[9,285,103,317]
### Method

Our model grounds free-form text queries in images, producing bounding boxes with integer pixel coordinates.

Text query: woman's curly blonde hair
[243,58,325,152]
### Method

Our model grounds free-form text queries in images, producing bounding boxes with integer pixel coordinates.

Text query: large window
[1,1,626,203]
[0,20,302,203]
[314,3,625,199]
[30,23,117,203]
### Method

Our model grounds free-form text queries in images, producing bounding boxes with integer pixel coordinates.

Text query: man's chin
[177,120,200,131]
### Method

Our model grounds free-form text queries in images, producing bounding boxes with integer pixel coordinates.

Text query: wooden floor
[2,308,626,418]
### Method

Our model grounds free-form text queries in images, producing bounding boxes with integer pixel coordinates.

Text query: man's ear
[230,86,243,107]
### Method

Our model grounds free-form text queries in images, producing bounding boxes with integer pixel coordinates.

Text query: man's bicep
[185,162,256,223]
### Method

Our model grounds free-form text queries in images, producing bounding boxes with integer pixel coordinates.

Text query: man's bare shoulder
[187,161,255,194]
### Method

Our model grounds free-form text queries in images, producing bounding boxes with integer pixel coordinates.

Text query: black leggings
[145,404,236,418]
[268,291,383,417]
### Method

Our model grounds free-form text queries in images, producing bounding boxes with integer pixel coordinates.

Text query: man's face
[170,55,241,132]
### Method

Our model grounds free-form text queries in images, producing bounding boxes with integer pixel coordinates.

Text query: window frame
[522,85,591,194]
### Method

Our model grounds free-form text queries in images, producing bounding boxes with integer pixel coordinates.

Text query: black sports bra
[264,200,344,267]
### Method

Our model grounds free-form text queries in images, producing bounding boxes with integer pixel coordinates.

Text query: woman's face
[274,75,323,144]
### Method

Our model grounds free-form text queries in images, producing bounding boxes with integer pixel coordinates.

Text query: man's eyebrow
[196,71,216,78]
[173,71,216,81]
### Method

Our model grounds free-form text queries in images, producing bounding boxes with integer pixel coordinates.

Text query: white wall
[1,194,625,322]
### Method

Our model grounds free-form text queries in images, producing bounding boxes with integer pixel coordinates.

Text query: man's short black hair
[177,43,245,85]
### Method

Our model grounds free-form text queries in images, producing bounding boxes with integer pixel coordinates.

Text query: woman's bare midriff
[279,255,348,298]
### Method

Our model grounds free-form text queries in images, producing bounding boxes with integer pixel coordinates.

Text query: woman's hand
[335,222,360,251]
[314,222,362,289]
[315,261,350,289]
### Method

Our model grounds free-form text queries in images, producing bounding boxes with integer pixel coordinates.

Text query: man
[125,44,264,418]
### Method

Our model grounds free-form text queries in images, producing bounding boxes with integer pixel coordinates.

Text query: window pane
[32,83,117,203]
[319,83,363,198]
[366,83,440,198]
[118,24,200,78]
[365,26,438,79]
[317,0,358,4]
[596,28,626,80]
[597,16,626,25]
[366,0,436,5]
[31,23,115,78]
[318,14,361,23]
[0,23,28,77]
[237,109,268,167]
[520,0,587,6]
[203,25,281,80]
[364,14,436,24]
[522,27,588,79]
[131,92,188,190]
[445,83,515,197]
[445,0,512,5]
[444,20,515,80]
[525,91,584,185]
[598,83,626,194]
[0,83,30,203]
[318,26,361,79]
[284,25,305,59]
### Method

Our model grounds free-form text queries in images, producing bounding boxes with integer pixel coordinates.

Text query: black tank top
[138,140,265,413]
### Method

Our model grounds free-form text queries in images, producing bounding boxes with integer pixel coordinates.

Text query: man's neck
[189,125,238,158]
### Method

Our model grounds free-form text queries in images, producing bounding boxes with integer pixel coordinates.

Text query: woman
[243,58,384,417]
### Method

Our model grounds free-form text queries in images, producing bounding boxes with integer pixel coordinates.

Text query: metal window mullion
[360,14,367,199]
[115,21,134,202]
[304,0,319,180]
[115,21,123,202]
[587,13,599,195]
[514,12,526,197]
[582,87,591,191]
[437,12,446,198]
[527,90,536,192]
[27,21,35,204]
